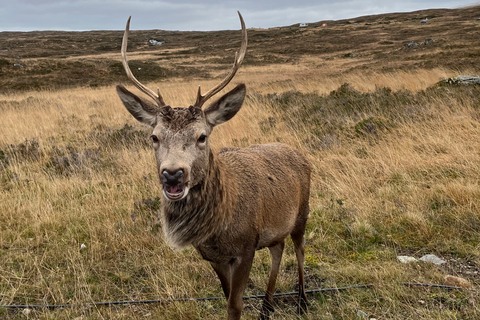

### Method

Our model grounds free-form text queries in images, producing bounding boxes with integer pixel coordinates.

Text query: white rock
[357,310,368,318]
[397,255,417,263]
[419,254,445,265]
[22,308,32,316]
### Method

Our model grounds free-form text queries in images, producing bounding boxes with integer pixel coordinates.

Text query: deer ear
[116,85,158,127]
[203,84,246,127]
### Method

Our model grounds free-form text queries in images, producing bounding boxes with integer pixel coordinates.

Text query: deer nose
[162,169,184,186]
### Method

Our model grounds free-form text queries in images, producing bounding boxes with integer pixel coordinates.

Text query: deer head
[116,12,247,202]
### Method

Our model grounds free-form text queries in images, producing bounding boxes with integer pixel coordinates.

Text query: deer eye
[150,135,159,143]
[197,134,207,143]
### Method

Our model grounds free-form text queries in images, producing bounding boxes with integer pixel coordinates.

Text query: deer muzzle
[161,169,187,201]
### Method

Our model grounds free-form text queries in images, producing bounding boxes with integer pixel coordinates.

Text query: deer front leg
[227,252,255,320]
[210,261,232,300]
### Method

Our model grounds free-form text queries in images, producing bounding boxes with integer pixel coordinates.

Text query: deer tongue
[164,184,186,200]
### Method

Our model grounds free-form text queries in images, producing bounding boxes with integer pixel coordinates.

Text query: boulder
[442,75,480,86]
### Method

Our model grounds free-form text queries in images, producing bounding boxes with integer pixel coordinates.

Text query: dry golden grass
[1,63,480,319]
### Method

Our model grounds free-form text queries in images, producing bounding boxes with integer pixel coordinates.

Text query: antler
[121,16,166,107]
[194,11,248,109]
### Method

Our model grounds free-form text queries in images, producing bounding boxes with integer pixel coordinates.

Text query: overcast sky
[1,0,479,32]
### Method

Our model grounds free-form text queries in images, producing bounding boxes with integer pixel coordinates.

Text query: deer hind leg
[260,241,285,320]
[291,208,309,314]
[227,251,255,320]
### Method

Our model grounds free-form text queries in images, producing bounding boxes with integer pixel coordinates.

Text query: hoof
[297,297,308,315]
[259,300,274,320]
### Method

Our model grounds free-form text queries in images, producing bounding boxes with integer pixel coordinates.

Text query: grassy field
[1,6,480,320]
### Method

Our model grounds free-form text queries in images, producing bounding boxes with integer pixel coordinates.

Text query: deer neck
[161,150,235,250]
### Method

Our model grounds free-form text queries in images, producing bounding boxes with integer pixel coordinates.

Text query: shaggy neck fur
[161,151,235,249]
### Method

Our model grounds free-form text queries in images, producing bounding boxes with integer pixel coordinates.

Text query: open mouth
[163,184,186,201]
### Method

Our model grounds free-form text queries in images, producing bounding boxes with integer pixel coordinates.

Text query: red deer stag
[115,12,311,320]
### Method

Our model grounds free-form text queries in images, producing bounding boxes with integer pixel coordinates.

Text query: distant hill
[0,6,479,91]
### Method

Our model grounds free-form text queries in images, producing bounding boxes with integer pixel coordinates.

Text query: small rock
[404,41,419,48]
[22,308,32,316]
[444,275,471,288]
[419,254,445,265]
[356,310,368,318]
[148,39,165,46]
[423,39,435,45]
[397,255,417,263]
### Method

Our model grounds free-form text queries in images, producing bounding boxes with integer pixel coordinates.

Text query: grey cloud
[0,0,477,31]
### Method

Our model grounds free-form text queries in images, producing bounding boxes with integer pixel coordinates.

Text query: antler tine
[121,16,166,107]
[194,11,248,109]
